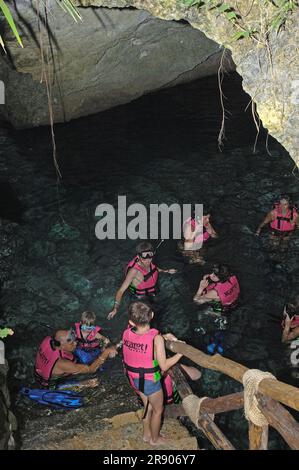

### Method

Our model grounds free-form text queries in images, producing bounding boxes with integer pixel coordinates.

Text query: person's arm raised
[206,222,218,238]
[157,267,177,274]
[154,334,183,372]
[194,277,209,299]
[107,269,137,320]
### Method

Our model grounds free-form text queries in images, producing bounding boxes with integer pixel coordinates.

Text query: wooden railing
[165,341,299,450]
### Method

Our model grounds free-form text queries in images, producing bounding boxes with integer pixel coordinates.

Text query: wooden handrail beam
[166,341,299,412]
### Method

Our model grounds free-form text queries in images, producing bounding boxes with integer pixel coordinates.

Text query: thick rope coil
[242,369,276,427]
[182,394,214,426]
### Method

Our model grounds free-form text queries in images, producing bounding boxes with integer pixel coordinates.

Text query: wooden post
[171,365,193,398]
[248,422,268,450]
[196,411,235,450]
[171,366,235,450]
[166,341,299,411]
[257,393,299,450]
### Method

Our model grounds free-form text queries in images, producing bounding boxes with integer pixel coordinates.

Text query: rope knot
[182,394,214,426]
[242,369,276,427]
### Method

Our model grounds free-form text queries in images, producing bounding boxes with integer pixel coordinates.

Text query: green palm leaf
[55,0,82,23]
[0,34,6,52]
[0,0,23,49]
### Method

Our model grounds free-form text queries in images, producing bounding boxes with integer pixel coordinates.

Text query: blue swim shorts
[133,378,162,396]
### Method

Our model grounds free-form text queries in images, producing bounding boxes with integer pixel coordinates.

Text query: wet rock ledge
[0,360,17,449]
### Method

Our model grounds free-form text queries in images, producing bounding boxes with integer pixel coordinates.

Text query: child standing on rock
[122,301,200,446]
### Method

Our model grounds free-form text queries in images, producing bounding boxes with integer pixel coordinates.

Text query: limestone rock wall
[77,0,298,167]
[0,2,232,128]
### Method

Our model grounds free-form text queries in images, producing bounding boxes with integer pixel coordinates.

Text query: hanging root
[217,48,231,151]
[265,130,272,157]
[36,0,62,179]
[251,100,261,154]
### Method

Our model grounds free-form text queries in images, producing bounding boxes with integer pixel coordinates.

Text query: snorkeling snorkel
[154,239,165,253]
[138,239,165,260]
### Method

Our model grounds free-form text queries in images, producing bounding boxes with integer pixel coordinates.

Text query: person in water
[281,296,299,343]
[193,263,240,312]
[73,311,110,365]
[179,208,218,265]
[107,241,177,320]
[34,329,117,387]
[255,195,298,250]
[122,301,201,446]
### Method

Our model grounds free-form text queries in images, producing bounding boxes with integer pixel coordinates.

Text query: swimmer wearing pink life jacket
[183,208,218,251]
[107,241,177,320]
[74,310,110,350]
[256,195,298,245]
[281,296,299,343]
[34,329,117,388]
[122,301,201,446]
[193,263,240,311]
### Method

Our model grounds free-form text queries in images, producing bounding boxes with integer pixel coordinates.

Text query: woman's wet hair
[191,205,212,218]
[81,310,96,326]
[128,301,153,326]
[212,263,231,282]
[279,194,293,206]
[136,241,154,254]
[286,295,299,315]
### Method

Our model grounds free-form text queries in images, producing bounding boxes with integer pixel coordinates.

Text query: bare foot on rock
[150,436,169,446]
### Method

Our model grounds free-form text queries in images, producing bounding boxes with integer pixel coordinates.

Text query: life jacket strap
[143,266,158,282]
[124,363,161,374]
[129,285,157,295]
[124,363,161,394]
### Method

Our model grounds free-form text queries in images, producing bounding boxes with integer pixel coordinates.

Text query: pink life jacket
[183,217,210,245]
[270,203,298,232]
[207,275,240,307]
[34,336,75,385]
[161,373,180,405]
[126,256,159,297]
[122,327,176,403]
[74,323,102,349]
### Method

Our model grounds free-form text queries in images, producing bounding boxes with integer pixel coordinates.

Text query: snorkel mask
[139,251,154,259]
[81,324,96,331]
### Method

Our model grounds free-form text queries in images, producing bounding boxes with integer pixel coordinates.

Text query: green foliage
[55,0,83,23]
[0,0,82,52]
[0,0,23,51]
[181,0,298,41]
[231,29,258,41]
[266,0,298,33]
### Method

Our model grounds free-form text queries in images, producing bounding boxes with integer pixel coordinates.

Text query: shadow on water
[1,71,299,449]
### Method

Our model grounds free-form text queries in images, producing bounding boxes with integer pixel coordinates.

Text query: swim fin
[20,387,84,409]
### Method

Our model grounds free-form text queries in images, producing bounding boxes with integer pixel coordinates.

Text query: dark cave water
[0,72,299,449]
